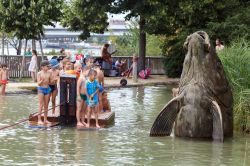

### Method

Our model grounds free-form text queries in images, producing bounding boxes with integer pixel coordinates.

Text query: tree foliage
[61,0,112,40]
[110,20,164,56]
[151,0,250,77]
[0,0,63,39]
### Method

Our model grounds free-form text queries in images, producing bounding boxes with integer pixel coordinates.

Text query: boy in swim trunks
[85,69,101,128]
[0,64,9,95]
[37,60,52,125]
[49,59,60,115]
[76,68,89,127]
[94,64,104,113]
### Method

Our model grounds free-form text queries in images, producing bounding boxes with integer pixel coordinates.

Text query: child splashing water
[85,69,101,128]
[37,61,52,125]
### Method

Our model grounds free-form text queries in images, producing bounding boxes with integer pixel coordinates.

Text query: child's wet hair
[40,60,50,67]
[74,62,82,69]
[63,59,70,67]
[1,63,7,68]
[88,69,97,76]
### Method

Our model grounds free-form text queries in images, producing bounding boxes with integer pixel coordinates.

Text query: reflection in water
[0,87,249,165]
[0,96,7,125]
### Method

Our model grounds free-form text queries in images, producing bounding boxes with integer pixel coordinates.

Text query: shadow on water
[0,86,249,165]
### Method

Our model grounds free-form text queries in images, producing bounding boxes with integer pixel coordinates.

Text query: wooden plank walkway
[28,106,115,128]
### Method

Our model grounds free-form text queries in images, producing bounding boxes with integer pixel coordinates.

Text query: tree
[111,1,161,71]
[110,20,164,57]
[0,0,64,77]
[63,0,166,71]
[61,0,113,40]
[146,0,250,77]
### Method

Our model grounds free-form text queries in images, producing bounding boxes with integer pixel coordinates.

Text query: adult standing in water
[28,50,38,82]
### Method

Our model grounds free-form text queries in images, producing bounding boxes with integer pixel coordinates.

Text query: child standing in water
[49,59,60,115]
[76,68,88,127]
[85,69,100,128]
[37,61,52,125]
[94,64,104,113]
[102,91,111,112]
[0,64,9,95]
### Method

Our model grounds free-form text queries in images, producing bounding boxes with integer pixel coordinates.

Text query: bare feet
[44,120,52,124]
[85,124,90,128]
[77,122,85,127]
[37,121,44,125]
[81,120,87,126]
[96,124,100,128]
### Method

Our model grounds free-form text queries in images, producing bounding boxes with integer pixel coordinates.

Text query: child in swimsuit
[102,91,111,112]
[0,64,9,95]
[49,59,60,115]
[76,68,88,127]
[85,69,101,128]
[37,60,52,125]
[94,64,104,113]
[74,63,82,80]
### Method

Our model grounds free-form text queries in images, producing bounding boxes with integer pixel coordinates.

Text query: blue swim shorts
[37,86,51,95]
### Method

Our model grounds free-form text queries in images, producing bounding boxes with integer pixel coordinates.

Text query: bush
[218,39,250,132]
[162,32,187,78]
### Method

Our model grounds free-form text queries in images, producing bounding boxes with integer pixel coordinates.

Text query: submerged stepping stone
[29,121,60,128]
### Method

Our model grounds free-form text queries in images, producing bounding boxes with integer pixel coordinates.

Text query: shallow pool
[0,86,249,165]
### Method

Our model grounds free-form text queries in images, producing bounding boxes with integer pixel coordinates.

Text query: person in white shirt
[215,38,224,52]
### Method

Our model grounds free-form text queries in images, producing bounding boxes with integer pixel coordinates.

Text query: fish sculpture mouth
[150,31,233,141]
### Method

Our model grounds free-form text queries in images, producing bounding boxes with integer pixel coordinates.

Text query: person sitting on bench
[115,59,127,76]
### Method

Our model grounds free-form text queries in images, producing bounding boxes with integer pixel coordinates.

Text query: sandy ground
[6,75,179,92]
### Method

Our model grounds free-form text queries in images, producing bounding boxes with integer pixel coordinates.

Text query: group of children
[0,64,8,95]
[37,55,110,128]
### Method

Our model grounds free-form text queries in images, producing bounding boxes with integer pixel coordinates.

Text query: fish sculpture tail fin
[211,101,224,142]
[150,96,180,137]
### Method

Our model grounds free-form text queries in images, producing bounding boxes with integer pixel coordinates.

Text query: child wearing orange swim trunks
[0,64,9,95]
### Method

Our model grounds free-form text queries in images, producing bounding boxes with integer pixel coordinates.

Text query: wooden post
[59,74,77,125]
[133,54,138,82]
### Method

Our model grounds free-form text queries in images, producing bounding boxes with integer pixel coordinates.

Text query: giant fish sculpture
[150,31,233,141]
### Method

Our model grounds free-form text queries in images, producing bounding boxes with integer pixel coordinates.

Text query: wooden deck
[28,108,115,129]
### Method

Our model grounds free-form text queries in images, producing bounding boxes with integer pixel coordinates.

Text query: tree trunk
[20,39,27,79]
[1,33,5,55]
[6,42,9,55]
[32,39,36,50]
[138,17,146,72]
[133,55,138,82]
[39,36,44,60]
[17,40,22,55]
